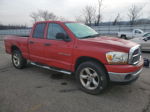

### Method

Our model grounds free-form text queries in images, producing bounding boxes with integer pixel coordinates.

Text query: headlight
[106,52,128,64]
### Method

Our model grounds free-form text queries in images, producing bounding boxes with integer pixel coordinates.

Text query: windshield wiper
[81,34,100,39]
[82,35,94,39]
[93,33,100,37]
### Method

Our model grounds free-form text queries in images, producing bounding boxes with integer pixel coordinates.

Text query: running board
[30,62,72,75]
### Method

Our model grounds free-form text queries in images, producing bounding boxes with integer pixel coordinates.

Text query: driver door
[43,23,74,70]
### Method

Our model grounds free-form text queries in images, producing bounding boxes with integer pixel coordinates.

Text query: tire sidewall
[121,35,126,39]
[12,50,26,69]
[76,61,108,94]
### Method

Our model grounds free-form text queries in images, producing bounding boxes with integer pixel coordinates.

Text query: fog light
[125,74,132,80]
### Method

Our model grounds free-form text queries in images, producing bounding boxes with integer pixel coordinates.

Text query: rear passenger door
[29,23,47,63]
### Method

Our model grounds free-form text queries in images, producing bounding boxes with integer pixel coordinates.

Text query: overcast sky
[0,0,149,26]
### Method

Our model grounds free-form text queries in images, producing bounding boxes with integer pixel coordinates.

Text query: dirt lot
[0,36,150,112]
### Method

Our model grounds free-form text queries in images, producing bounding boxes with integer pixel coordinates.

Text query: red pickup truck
[4,21,143,94]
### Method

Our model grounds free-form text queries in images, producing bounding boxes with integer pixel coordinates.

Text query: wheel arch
[75,56,109,80]
[121,34,126,37]
[11,45,21,53]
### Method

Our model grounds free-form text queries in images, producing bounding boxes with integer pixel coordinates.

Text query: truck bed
[4,35,29,58]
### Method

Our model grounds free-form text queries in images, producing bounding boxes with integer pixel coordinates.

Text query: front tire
[12,50,27,69]
[76,61,108,95]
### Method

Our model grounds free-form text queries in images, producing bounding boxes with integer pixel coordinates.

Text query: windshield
[143,33,150,37]
[65,23,99,38]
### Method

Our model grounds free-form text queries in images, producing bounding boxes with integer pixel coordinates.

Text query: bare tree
[38,10,49,21]
[113,13,121,25]
[38,10,58,21]
[95,0,103,26]
[76,0,103,26]
[128,5,143,25]
[58,16,67,21]
[30,10,58,23]
[75,16,84,23]
[30,12,39,23]
[83,6,96,26]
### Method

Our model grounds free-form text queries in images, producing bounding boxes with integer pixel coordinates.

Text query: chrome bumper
[108,68,143,82]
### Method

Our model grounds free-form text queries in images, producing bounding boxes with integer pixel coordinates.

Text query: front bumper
[108,68,143,82]
[106,58,143,82]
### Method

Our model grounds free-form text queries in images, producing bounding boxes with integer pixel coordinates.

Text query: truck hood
[130,37,143,43]
[80,36,138,51]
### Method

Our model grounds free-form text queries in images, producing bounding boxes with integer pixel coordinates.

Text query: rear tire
[12,50,27,69]
[76,61,108,95]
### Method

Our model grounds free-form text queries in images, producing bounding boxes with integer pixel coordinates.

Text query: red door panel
[29,38,46,63]
[44,40,74,70]
[43,23,74,70]
[28,23,47,63]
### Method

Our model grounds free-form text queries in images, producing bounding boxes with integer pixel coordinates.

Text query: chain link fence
[0,24,150,37]
[92,24,150,36]
[0,29,31,36]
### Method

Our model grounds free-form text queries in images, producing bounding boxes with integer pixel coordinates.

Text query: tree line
[30,0,148,26]
[30,0,104,26]
[0,24,28,30]
[0,0,149,29]
[30,10,66,23]
[76,1,147,26]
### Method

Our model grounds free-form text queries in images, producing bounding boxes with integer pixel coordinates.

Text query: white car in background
[130,33,150,52]
[118,29,148,39]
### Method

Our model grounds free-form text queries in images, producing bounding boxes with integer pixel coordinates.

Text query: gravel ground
[0,36,150,112]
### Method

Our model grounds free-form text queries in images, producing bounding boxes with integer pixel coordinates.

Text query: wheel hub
[13,54,20,66]
[79,67,100,90]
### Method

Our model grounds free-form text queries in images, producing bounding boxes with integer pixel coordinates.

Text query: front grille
[129,45,141,65]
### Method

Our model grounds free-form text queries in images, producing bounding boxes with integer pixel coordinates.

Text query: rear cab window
[32,23,46,38]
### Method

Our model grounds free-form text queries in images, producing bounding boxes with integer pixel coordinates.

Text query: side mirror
[56,33,71,42]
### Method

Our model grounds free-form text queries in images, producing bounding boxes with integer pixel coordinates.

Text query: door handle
[29,41,34,44]
[44,43,51,46]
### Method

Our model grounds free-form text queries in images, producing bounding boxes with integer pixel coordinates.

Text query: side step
[30,62,72,75]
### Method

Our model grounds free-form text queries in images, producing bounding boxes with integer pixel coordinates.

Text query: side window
[32,23,46,38]
[47,23,67,40]
[147,37,150,40]
[135,30,138,33]
[135,30,141,34]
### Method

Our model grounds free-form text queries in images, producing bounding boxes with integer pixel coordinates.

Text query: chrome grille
[129,45,141,65]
